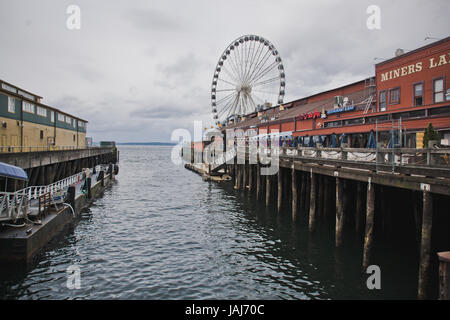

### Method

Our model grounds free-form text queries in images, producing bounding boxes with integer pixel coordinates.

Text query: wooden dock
[183,145,450,299]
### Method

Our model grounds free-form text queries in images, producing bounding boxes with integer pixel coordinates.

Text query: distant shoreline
[116,142,176,146]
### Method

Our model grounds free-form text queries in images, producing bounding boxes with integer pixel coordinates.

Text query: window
[379,91,387,111]
[413,83,423,106]
[51,111,55,122]
[66,116,71,124]
[433,78,445,103]
[343,118,364,125]
[389,87,400,105]
[22,101,35,113]
[73,135,76,142]
[323,120,342,128]
[429,106,450,116]
[8,97,15,113]
[37,106,47,117]
[367,114,390,123]
[73,119,76,128]
[40,130,44,140]
[58,113,65,122]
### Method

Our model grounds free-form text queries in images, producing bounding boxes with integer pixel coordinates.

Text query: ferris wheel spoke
[251,75,280,88]
[247,94,258,110]
[251,92,267,104]
[247,49,273,85]
[218,94,239,117]
[217,77,238,88]
[216,91,237,105]
[226,52,242,84]
[230,93,240,117]
[243,40,259,84]
[243,42,265,84]
[242,41,251,80]
[251,63,280,86]
[245,48,272,85]
[233,45,244,83]
[252,88,278,96]
[212,35,285,125]
[221,66,240,85]
[216,88,237,93]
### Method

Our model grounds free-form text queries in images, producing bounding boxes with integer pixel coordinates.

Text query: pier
[0,147,118,188]
[183,144,450,299]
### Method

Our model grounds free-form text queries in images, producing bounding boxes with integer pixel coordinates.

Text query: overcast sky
[0,0,449,142]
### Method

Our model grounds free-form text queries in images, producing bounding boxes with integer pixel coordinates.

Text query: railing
[0,164,110,223]
[0,171,84,222]
[278,146,450,168]
[0,145,108,153]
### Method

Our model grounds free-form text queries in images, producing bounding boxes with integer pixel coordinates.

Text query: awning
[0,162,28,180]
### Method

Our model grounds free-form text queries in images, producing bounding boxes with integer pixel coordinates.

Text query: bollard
[438,252,450,300]
[309,173,317,233]
[418,190,433,300]
[335,177,345,247]
[98,170,104,187]
[291,166,297,222]
[66,185,76,214]
[86,177,91,199]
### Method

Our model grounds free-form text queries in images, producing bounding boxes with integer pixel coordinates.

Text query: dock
[183,144,450,299]
[0,163,118,264]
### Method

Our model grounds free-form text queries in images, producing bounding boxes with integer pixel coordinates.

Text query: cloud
[0,0,449,142]
[125,8,183,32]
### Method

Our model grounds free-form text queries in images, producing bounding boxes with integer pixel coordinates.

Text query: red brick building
[223,36,450,148]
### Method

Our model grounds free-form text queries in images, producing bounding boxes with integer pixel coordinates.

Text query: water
[0,146,417,299]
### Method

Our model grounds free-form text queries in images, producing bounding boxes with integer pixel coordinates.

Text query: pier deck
[183,145,450,299]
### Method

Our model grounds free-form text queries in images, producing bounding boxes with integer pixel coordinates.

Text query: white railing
[0,189,28,223]
[0,171,88,223]
[0,145,112,153]
[24,171,85,201]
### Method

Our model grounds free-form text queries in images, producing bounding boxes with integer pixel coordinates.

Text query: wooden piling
[277,168,282,213]
[67,185,76,213]
[292,166,297,222]
[418,189,433,300]
[322,176,329,221]
[242,162,247,191]
[335,177,345,247]
[309,172,317,233]
[86,177,92,199]
[437,252,450,300]
[266,174,271,207]
[363,178,375,270]
[355,182,365,236]
[256,162,261,200]
[317,175,324,221]
[248,164,253,192]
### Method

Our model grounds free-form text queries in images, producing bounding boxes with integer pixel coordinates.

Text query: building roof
[375,36,450,68]
[224,80,371,130]
[0,79,88,123]
[0,162,28,180]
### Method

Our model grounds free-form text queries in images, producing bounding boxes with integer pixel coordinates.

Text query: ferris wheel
[211,35,286,126]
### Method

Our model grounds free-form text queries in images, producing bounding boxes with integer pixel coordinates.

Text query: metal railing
[278,146,450,168]
[185,144,450,173]
[0,145,107,153]
[0,164,110,223]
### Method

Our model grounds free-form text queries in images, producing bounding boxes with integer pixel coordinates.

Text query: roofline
[0,79,43,98]
[290,78,369,103]
[375,36,450,68]
[0,81,88,123]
